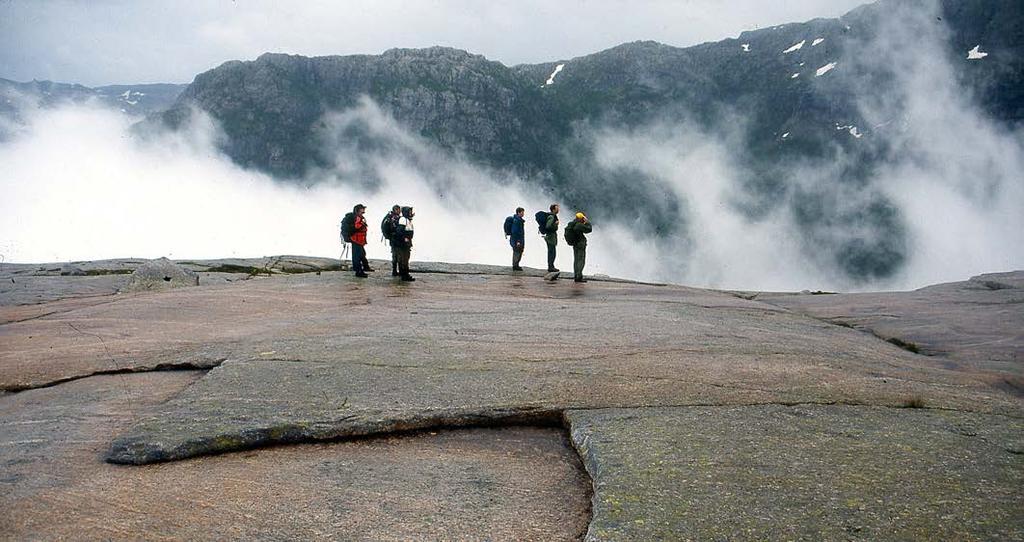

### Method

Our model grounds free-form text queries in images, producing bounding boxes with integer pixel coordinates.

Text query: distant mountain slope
[0,79,186,117]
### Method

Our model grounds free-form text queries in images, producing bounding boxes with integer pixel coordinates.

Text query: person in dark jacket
[566,212,593,282]
[544,203,560,272]
[507,207,526,271]
[391,206,416,281]
[350,204,370,278]
[384,204,401,276]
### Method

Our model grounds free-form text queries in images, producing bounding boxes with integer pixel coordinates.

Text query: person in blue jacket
[506,207,526,271]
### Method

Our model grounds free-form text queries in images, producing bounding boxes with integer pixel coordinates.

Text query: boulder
[125,257,199,292]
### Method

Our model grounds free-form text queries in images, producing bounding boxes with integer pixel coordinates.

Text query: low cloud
[848,2,1024,287]
[0,99,561,274]
[573,1,1024,291]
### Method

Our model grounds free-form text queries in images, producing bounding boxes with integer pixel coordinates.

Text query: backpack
[535,211,551,234]
[381,213,396,239]
[563,222,578,246]
[503,216,514,236]
[340,212,355,243]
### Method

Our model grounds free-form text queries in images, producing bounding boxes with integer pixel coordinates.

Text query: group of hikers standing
[505,204,592,282]
[341,202,593,283]
[340,204,416,281]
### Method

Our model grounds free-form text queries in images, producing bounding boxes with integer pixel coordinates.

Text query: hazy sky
[2,0,868,86]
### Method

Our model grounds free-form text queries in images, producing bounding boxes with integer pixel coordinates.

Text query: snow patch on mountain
[544,64,565,86]
[836,123,863,138]
[119,90,146,106]
[815,62,837,76]
[783,40,806,54]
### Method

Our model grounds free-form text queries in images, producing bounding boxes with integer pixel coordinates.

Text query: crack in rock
[1,359,226,393]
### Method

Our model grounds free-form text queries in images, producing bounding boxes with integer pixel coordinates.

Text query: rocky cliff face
[142,0,1022,283]
[160,47,555,179]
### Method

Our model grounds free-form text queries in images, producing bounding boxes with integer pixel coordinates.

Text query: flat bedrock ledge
[565,404,1024,541]
[106,405,563,465]
[105,399,1021,466]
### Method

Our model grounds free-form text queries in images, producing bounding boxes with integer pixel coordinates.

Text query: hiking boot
[364,267,375,272]
[574,278,588,283]
[355,273,369,278]
[548,268,560,272]
[512,266,524,271]
[392,270,400,276]
[401,275,416,282]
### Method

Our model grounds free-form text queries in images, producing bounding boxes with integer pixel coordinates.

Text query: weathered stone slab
[105,346,1022,465]
[0,372,202,504]
[760,271,1024,367]
[176,255,346,275]
[0,255,348,309]
[87,270,1022,463]
[2,260,1023,539]
[0,373,591,541]
[0,274,129,308]
[4,260,1019,454]
[565,405,1024,541]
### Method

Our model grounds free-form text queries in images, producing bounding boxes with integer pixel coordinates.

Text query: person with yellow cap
[563,211,593,282]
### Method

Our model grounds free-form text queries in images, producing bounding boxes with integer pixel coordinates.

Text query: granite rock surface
[1,259,1021,540]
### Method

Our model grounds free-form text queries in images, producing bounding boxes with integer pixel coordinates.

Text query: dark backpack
[503,216,514,236]
[563,222,578,246]
[381,213,396,239]
[535,211,552,234]
[340,212,355,243]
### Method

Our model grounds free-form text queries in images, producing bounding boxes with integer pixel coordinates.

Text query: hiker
[504,207,526,271]
[541,204,560,272]
[564,212,593,283]
[350,204,370,278]
[381,204,401,276]
[392,206,416,281]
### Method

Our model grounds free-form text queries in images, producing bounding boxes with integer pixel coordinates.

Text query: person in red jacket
[351,204,370,278]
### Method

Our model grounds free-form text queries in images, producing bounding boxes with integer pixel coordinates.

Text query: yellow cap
[576,212,585,220]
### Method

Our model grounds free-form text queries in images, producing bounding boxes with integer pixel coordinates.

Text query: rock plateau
[0,257,1021,540]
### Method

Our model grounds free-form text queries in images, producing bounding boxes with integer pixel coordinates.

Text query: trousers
[395,246,412,277]
[573,244,586,280]
[352,243,366,275]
